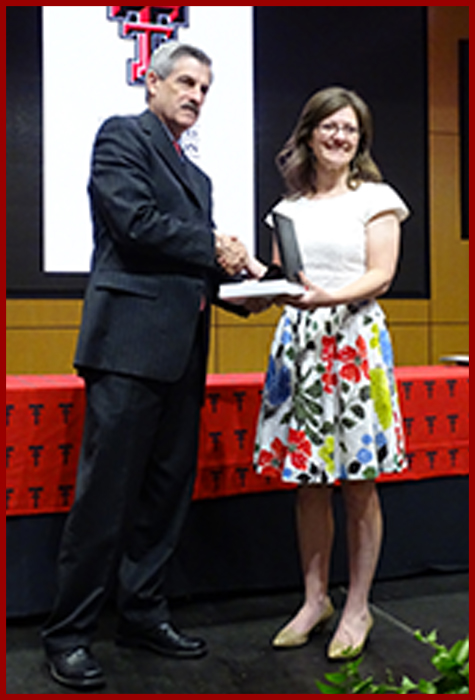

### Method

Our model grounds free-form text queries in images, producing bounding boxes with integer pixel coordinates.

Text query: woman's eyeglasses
[318,122,360,138]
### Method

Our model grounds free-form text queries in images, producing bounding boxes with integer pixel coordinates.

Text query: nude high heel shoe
[271,597,335,648]
[327,612,374,660]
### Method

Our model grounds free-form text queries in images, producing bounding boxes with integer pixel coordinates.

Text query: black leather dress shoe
[46,646,106,690]
[116,620,208,658]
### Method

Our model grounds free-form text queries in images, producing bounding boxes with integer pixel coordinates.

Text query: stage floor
[6,570,469,694]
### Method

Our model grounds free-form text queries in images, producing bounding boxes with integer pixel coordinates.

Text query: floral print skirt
[254,301,407,485]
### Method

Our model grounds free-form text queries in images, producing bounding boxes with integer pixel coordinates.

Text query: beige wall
[6,7,468,375]
[426,6,469,363]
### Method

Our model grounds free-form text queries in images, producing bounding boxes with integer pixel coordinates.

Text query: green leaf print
[321,421,334,435]
[359,386,371,402]
[280,411,292,425]
[303,401,323,426]
[350,405,366,419]
[341,417,356,429]
[306,425,324,446]
[300,395,323,415]
[294,401,308,426]
[306,381,323,399]
[286,347,296,361]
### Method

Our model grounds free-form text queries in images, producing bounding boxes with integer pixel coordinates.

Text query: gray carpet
[6,571,468,694]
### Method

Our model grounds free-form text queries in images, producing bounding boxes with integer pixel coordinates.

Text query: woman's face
[308,105,360,173]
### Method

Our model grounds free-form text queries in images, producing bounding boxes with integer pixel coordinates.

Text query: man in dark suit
[41,41,249,691]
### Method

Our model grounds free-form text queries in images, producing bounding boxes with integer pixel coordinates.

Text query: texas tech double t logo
[108,6,189,85]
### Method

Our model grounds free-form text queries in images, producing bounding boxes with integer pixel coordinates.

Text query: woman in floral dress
[251,87,409,659]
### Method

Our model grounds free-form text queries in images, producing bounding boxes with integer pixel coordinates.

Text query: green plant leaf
[353,678,376,693]
[314,629,469,694]
[415,629,440,647]
[400,675,418,693]
[417,678,438,693]
[315,680,342,693]
[324,671,350,684]
[452,638,469,665]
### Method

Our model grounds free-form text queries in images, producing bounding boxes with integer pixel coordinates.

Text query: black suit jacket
[75,109,229,382]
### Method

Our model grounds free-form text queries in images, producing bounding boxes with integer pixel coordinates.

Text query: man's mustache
[181,102,199,115]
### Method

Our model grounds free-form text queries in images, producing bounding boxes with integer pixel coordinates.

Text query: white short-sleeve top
[267,182,410,292]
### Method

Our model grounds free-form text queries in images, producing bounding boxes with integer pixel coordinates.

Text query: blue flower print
[280,318,293,346]
[379,328,394,367]
[356,448,373,464]
[339,463,349,481]
[282,465,293,479]
[264,356,292,408]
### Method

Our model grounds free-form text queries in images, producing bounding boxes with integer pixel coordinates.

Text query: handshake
[214,232,266,279]
[214,232,280,314]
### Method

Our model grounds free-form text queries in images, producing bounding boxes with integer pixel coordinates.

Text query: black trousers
[41,328,205,654]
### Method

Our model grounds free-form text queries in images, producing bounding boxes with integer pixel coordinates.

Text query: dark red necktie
[173,140,182,158]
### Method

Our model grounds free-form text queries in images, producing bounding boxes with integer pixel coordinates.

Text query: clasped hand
[214,238,333,313]
[215,233,249,276]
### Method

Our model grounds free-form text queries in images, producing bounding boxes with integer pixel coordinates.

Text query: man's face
[146,56,212,139]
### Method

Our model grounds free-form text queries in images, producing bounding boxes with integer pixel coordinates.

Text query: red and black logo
[108,6,189,85]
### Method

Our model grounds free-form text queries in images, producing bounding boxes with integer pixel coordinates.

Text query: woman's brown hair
[276,86,383,198]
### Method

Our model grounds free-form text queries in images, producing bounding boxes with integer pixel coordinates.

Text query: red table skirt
[6,367,469,516]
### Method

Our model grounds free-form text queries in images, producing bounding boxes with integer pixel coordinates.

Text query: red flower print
[338,345,357,364]
[356,335,368,355]
[321,335,338,394]
[322,370,338,394]
[287,428,312,471]
[257,437,287,477]
[339,360,361,383]
[394,411,406,454]
[321,336,337,362]
[337,335,370,383]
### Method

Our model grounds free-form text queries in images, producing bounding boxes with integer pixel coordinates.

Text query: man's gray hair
[147,40,212,80]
